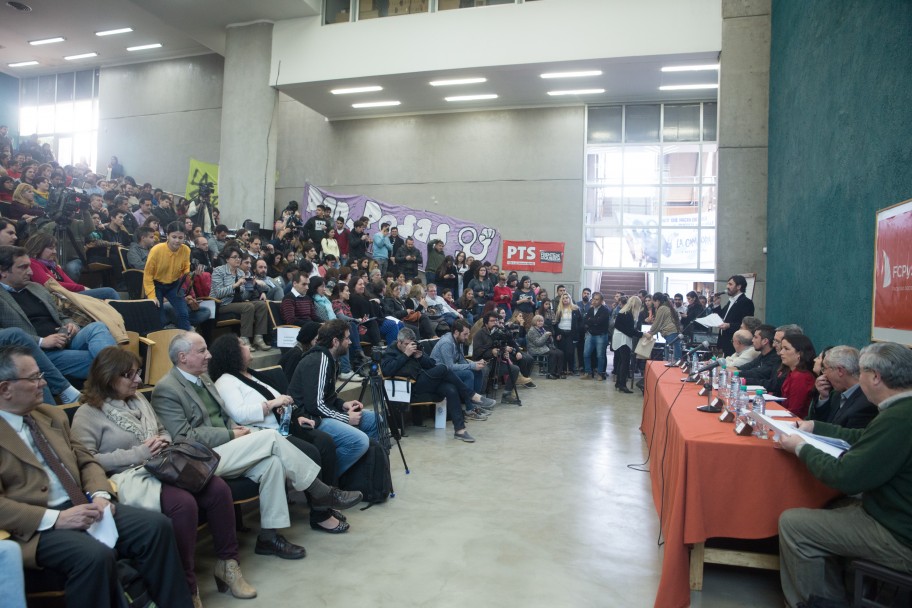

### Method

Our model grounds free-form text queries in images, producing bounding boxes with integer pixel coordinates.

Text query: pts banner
[502,241,565,274]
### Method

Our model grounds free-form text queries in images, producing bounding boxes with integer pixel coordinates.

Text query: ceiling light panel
[64,52,98,61]
[8,61,39,67]
[127,43,162,51]
[445,94,498,102]
[429,77,487,87]
[96,27,134,36]
[331,86,383,95]
[659,84,719,91]
[352,101,400,108]
[661,64,720,72]
[540,70,602,79]
[547,89,605,96]
[29,37,65,45]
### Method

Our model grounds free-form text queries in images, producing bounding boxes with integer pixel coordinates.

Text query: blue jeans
[453,367,484,396]
[0,327,73,403]
[81,287,120,300]
[583,332,608,375]
[317,411,379,476]
[155,280,190,330]
[0,541,26,608]
[163,303,211,328]
[665,332,683,360]
[44,321,117,379]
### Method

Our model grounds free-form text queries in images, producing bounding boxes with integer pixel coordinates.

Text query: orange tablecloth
[640,361,840,608]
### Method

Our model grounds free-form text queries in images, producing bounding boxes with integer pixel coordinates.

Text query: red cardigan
[29,258,85,292]
[780,369,816,419]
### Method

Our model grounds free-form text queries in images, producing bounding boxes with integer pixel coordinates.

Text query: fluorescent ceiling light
[661,64,720,72]
[352,100,401,108]
[659,84,719,91]
[64,52,98,61]
[29,37,65,46]
[445,94,498,102]
[331,86,383,95]
[127,43,162,51]
[547,89,605,96]
[8,61,39,67]
[429,77,487,87]
[540,70,602,79]
[96,27,133,36]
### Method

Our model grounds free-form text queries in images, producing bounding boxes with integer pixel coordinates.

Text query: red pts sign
[502,241,565,273]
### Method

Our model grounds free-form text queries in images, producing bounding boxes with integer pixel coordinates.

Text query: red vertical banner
[502,241,565,273]
[874,199,912,344]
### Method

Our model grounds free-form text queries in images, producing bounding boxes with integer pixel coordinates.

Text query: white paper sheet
[276,326,299,348]
[752,413,847,458]
[87,504,119,548]
[695,313,724,328]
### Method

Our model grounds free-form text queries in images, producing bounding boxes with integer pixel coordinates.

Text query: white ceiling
[0,0,718,120]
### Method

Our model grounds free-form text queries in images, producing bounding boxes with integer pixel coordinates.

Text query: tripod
[54,220,87,276]
[486,347,522,406]
[354,360,409,475]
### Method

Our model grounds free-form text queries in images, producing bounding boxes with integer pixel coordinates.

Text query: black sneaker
[501,394,521,405]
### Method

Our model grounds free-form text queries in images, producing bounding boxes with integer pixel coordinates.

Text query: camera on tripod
[197,182,214,198]
[53,188,89,225]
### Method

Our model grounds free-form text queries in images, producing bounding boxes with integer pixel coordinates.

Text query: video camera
[51,187,90,225]
[197,182,214,198]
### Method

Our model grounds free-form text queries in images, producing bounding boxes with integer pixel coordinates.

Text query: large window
[584,102,717,293]
[19,70,99,169]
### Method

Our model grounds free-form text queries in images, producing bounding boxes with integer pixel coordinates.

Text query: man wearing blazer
[807,345,879,428]
[714,274,755,356]
[0,345,191,607]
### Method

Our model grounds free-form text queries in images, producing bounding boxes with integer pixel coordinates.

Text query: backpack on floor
[339,439,392,509]
[118,559,158,608]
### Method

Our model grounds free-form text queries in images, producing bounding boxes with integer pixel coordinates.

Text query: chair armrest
[138,337,155,346]
[201,296,223,304]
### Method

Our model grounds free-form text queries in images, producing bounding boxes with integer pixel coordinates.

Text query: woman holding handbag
[611,296,643,393]
[71,347,255,607]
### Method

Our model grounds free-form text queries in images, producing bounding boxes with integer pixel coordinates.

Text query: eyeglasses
[120,369,142,380]
[227,255,240,260]
[4,372,45,383]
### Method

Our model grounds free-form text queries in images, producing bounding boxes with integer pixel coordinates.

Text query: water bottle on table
[278,405,291,436]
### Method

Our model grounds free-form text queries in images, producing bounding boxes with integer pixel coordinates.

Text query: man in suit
[0,246,117,379]
[807,345,879,428]
[151,331,361,560]
[0,345,192,608]
[714,274,755,356]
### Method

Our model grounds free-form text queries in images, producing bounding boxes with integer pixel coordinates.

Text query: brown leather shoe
[213,559,257,598]
[254,534,306,560]
[309,488,363,510]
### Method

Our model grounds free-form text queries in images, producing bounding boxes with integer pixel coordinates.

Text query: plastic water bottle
[711,357,719,389]
[278,405,291,436]
[691,350,699,371]
[719,361,728,398]
[752,389,765,415]
[738,385,749,415]
[728,371,740,408]
[664,343,673,363]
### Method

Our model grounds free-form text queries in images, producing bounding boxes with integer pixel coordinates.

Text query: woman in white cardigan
[208,334,349,534]
[71,347,255,606]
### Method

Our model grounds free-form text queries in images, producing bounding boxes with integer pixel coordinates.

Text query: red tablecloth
[640,361,840,608]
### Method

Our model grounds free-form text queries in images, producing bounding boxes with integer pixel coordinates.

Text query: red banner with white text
[502,240,565,274]
[874,200,912,341]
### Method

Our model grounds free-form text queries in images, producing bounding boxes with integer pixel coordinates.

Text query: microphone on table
[678,340,709,369]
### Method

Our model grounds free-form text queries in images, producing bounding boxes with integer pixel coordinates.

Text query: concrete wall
[767,0,912,348]
[97,54,223,195]
[0,73,19,149]
[276,95,585,285]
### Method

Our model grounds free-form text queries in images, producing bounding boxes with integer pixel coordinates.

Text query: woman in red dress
[778,334,818,418]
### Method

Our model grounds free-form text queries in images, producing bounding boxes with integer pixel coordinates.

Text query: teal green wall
[0,73,18,149]
[767,0,912,349]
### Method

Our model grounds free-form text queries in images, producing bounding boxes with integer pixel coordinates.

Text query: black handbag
[144,439,221,493]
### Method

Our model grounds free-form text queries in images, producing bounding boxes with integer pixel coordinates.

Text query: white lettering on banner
[540,250,563,263]
[507,245,537,261]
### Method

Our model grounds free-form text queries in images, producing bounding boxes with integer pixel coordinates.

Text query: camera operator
[496,311,536,384]
[36,189,95,281]
[187,182,216,237]
[471,312,522,405]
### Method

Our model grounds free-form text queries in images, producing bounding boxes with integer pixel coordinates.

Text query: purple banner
[304,183,500,266]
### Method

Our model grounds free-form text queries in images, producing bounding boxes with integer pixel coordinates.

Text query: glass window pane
[701,186,717,227]
[699,229,716,270]
[662,144,700,185]
[73,131,95,166]
[56,103,73,133]
[19,106,37,136]
[38,75,56,105]
[703,102,717,141]
[663,103,701,142]
[73,100,93,131]
[586,148,622,183]
[622,186,660,225]
[57,137,72,166]
[662,228,699,268]
[56,72,74,103]
[701,143,717,184]
[622,224,661,268]
[587,106,622,144]
[75,70,94,100]
[662,186,699,226]
[662,272,715,299]
[625,104,660,143]
[623,146,660,184]
[37,104,54,135]
[20,77,39,106]
[585,186,622,226]
[584,227,623,267]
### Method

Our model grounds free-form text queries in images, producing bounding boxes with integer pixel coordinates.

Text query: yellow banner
[185,158,219,205]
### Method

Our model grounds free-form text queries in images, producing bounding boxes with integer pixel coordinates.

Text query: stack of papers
[751,413,850,458]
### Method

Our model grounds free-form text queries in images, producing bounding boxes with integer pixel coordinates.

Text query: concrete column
[716,0,770,319]
[218,22,277,231]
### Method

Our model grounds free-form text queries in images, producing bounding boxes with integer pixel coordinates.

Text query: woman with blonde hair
[10,182,43,220]
[611,296,643,393]
[553,293,581,376]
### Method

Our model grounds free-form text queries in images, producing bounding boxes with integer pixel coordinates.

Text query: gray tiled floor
[194,373,786,608]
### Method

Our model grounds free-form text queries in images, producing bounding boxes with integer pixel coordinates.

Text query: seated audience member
[151,332,361,560]
[424,282,461,327]
[472,311,522,404]
[127,226,156,270]
[526,314,564,380]
[492,273,513,315]
[191,236,215,273]
[208,334,349,533]
[0,246,117,379]
[0,539,26,608]
[0,345,193,608]
[281,271,320,325]
[0,327,82,404]
[101,209,132,247]
[71,347,255,604]
[777,342,912,608]
[807,345,879,428]
[210,245,272,351]
[280,321,321,381]
[349,276,400,346]
[10,183,43,220]
[132,193,154,228]
[430,319,497,419]
[252,258,284,301]
[511,276,537,316]
[731,324,781,385]
[330,281,368,370]
[385,327,492,441]
[458,287,480,319]
[777,334,817,418]
[0,218,18,247]
[288,320,380,475]
[24,233,119,300]
[152,193,178,228]
[725,329,759,368]
[764,324,805,394]
[208,224,229,259]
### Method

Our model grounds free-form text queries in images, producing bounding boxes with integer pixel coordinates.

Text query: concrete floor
[193,371,786,608]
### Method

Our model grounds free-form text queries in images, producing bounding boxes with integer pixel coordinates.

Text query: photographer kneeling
[382,327,493,443]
